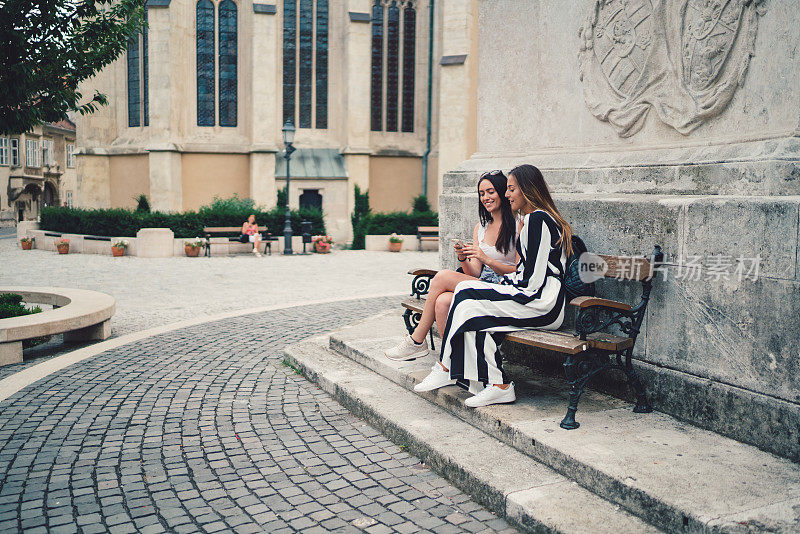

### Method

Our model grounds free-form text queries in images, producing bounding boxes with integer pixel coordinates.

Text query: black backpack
[563,235,596,300]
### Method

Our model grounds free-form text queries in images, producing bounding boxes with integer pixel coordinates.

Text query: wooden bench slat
[204,226,269,232]
[417,226,439,232]
[569,296,631,311]
[506,330,590,354]
[408,268,438,277]
[401,298,632,353]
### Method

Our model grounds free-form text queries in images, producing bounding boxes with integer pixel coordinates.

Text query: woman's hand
[461,244,488,264]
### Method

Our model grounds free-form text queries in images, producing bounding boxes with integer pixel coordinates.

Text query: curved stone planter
[0,287,116,366]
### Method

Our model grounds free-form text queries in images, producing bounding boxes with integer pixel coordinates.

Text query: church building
[75,0,479,243]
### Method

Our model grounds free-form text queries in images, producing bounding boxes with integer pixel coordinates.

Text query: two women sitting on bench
[385,164,573,408]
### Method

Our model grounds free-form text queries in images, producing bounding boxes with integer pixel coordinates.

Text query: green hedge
[40,201,325,239]
[350,210,439,249]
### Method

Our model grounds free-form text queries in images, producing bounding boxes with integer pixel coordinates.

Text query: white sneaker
[468,380,485,396]
[385,334,429,361]
[414,363,456,392]
[464,382,516,408]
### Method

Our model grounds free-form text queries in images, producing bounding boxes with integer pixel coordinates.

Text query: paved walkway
[0,238,516,533]
[0,238,437,337]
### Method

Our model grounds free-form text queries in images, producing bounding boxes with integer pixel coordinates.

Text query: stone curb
[324,310,800,534]
[284,337,661,534]
[0,292,404,404]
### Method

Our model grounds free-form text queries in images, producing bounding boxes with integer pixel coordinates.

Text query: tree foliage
[0,0,146,135]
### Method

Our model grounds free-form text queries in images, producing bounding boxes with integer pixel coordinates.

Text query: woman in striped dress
[414,164,574,408]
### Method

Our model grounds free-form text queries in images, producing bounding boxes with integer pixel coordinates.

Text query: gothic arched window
[283,0,329,129]
[369,1,384,132]
[127,9,148,127]
[196,0,216,126]
[218,0,237,127]
[370,1,416,133]
[196,0,238,127]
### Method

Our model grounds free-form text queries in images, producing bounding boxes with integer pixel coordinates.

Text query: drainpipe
[421,0,434,197]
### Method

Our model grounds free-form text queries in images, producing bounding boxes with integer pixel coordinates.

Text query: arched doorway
[42,181,58,208]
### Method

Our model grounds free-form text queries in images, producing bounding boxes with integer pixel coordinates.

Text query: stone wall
[440,0,800,459]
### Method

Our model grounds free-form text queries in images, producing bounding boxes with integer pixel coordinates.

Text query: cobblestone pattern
[0,298,515,534]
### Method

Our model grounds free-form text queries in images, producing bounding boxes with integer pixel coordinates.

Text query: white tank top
[478,222,516,266]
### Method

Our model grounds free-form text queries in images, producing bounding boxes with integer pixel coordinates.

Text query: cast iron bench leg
[623,348,652,413]
[561,354,583,430]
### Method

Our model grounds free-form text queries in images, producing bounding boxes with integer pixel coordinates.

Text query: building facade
[75,0,479,243]
[1,120,77,225]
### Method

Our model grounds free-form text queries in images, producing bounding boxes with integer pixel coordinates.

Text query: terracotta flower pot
[314,242,331,254]
[185,245,201,257]
[20,241,32,250]
[111,246,125,257]
[56,244,69,255]
[388,241,403,252]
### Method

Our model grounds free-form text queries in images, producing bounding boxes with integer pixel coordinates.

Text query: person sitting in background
[242,214,262,257]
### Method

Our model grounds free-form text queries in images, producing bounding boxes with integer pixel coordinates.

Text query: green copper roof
[275,148,347,178]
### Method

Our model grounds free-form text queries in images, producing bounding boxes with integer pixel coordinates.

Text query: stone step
[324,310,800,533]
[284,336,662,534]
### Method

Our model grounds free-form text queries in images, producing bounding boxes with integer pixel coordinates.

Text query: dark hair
[477,170,516,256]
[508,164,573,257]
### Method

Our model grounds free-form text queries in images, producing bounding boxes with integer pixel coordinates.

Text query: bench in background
[416,226,439,251]
[203,226,278,256]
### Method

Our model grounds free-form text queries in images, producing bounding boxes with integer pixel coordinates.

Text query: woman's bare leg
[410,270,476,343]
[434,292,454,335]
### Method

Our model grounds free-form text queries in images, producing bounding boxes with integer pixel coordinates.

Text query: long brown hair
[477,171,515,255]
[509,164,573,257]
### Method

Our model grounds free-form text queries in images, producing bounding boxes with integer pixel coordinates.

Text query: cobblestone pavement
[0,298,516,534]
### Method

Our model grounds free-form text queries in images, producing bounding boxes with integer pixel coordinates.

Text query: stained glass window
[142,9,149,127]
[284,0,328,129]
[283,0,296,125]
[385,2,400,132]
[370,1,384,132]
[298,0,313,128]
[127,33,141,127]
[315,0,328,129]
[218,0,237,127]
[401,4,415,132]
[196,0,215,126]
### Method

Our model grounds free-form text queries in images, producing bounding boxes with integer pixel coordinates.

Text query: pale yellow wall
[109,155,150,208]
[369,156,423,213]
[181,153,250,210]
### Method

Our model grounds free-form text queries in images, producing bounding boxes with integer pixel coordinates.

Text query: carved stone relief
[579,0,766,137]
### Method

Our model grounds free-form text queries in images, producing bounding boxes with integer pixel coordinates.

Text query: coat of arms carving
[579,0,766,137]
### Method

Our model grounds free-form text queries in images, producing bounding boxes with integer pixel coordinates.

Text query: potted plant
[388,233,403,252]
[312,235,333,254]
[184,238,204,257]
[20,236,34,250]
[111,239,128,257]
[55,238,70,254]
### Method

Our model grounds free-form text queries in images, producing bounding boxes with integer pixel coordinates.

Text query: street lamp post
[281,120,296,255]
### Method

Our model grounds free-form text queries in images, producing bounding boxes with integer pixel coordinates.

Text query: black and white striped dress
[440,210,567,386]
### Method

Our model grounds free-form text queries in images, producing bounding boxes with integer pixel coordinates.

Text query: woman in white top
[385,170,518,362]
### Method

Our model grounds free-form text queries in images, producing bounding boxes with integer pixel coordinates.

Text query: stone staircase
[283,310,800,533]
